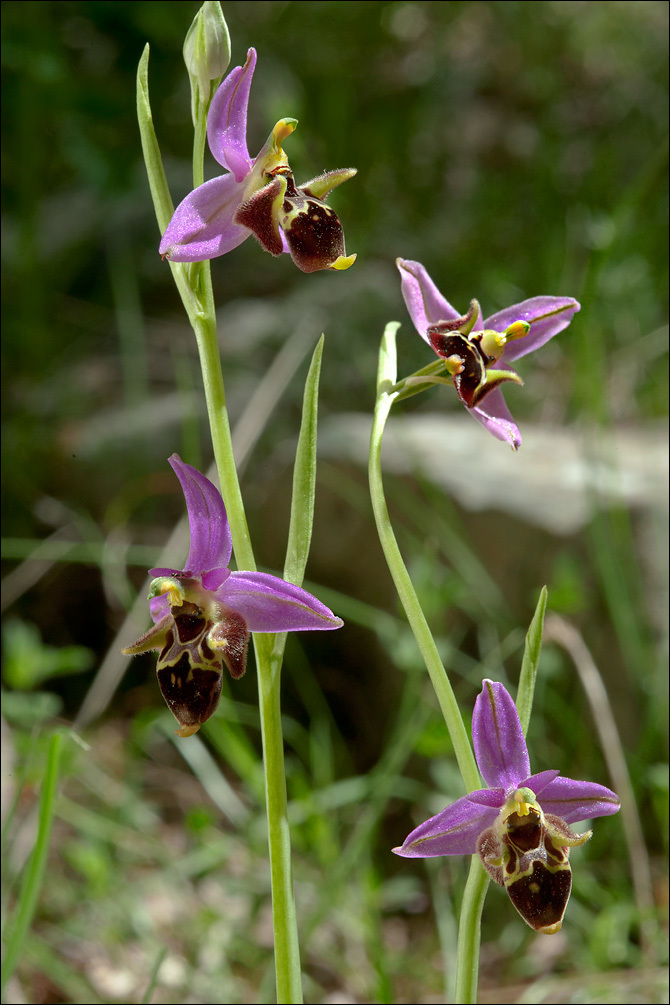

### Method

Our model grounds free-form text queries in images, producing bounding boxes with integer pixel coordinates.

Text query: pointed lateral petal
[533,775,620,824]
[466,787,507,807]
[473,680,530,790]
[522,769,561,798]
[301,168,357,199]
[485,297,580,364]
[121,613,172,655]
[168,455,232,574]
[471,389,522,450]
[159,173,250,262]
[397,258,461,343]
[393,793,499,857]
[219,571,343,632]
[207,47,256,179]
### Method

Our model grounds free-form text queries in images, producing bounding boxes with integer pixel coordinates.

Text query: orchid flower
[159,47,357,273]
[394,680,619,934]
[122,455,343,737]
[397,259,580,449]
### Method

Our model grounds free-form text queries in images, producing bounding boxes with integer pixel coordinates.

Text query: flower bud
[183,1,231,117]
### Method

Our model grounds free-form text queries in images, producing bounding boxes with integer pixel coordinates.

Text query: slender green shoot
[1,732,63,998]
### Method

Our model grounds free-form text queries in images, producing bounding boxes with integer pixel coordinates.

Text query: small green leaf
[284,336,324,586]
[516,586,548,735]
[136,44,175,235]
[377,321,400,394]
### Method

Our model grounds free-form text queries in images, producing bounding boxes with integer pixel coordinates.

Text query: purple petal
[207,47,256,180]
[521,769,561,797]
[471,388,522,450]
[397,258,460,343]
[393,793,499,858]
[218,572,343,632]
[534,775,620,824]
[168,455,232,574]
[159,173,250,262]
[472,680,530,790]
[485,296,580,364]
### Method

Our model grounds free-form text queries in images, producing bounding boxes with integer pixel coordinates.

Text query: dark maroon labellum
[502,809,572,934]
[505,858,572,933]
[157,653,222,731]
[154,601,224,732]
[478,804,581,934]
[280,196,346,274]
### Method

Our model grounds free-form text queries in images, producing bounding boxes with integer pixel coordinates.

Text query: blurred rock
[319,413,668,534]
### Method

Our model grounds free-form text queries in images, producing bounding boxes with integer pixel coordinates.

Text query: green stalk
[187,274,303,1000]
[248,338,325,1003]
[454,858,489,1004]
[369,323,489,1003]
[255,634,303,1003]
[368,324,479,792]
[137,44,254,571]
[192,85,209,190]
[137,42,301,1002]
[178,264,256,571]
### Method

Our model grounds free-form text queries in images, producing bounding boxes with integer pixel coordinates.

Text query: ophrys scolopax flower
[160,48,356,273]
[394,680,619,933]
[122,455,343,736]
[397,258,580,449]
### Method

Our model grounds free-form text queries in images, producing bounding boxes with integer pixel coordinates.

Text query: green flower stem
[255,634,303,1004]
[454,858,490,1004]
[192,87,209,190]
[185,60,255,572]
[245,338,325,1003]
[178,263,256,572]
[185,270,300,1003]
[369,323,486,1004]
[369,324,480,793]
[177,162,298,1005]
[138,45,299,1001]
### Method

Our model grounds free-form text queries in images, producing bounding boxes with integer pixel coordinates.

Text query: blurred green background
[2,2,668,1003]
